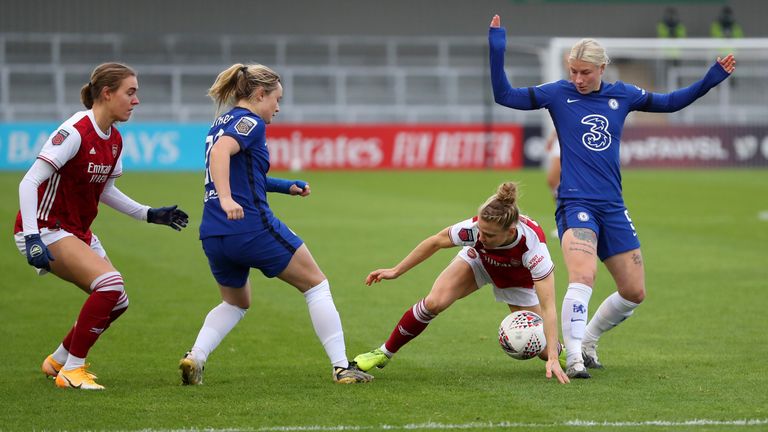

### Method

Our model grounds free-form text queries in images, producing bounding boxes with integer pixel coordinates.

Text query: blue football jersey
[530,79,646,201]
[489,27,730,203]
[200,107,275,238]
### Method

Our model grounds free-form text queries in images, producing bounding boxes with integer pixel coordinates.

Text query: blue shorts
[201,219,304,288]
[555,199,640,261]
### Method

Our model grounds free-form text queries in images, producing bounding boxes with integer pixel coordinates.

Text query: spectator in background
[544,129,560,201]
[711,6,744,39]
[15,62,189,390]
[543,129,561,239]
[656,7,686,84]
[711,6,743,86]
[657,7,687,39]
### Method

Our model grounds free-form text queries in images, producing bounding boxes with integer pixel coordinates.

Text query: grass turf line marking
[253,419,768,431]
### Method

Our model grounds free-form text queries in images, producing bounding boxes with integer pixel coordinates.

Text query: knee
[621,287,645,304]
[423,296,447,315]
[569,272,596,288]
[226,298,250,309]
[90,271,125,294]
[233,301,250,309]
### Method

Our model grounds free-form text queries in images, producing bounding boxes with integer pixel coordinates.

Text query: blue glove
[266,177,307,194]
[24,233,54,270]
[292,180,308,192]
[147,205,189,231]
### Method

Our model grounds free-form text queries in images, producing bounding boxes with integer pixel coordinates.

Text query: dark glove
[24,233,54,270]
[147,205,189,231]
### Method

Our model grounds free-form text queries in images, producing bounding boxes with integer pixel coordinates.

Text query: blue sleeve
[636,62,731,113]
[623,83,650,110]
[489,27,542,110]
[266,177,307,194]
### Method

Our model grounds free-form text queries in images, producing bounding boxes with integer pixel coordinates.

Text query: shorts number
[624,210,637,237]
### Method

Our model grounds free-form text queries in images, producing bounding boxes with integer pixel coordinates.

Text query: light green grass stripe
[251,419,768,431]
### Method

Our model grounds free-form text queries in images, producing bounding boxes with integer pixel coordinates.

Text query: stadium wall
[1,0,765,38]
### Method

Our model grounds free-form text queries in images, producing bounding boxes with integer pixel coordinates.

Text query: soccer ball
[498,310,547,360]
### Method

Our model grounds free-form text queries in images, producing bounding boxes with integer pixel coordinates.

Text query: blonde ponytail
[208,63,281,116]
[478,182,520,228]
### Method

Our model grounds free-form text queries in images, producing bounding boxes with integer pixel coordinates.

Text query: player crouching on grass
[354,182,570,384]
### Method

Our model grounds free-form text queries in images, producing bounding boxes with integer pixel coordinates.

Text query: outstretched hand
[490,14,500,28]
[546,358,570,384]
[365,268,400,286]
[717,54,736,74]
[147,205,189,231]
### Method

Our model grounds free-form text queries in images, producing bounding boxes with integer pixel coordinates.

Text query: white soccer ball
[498,310,547,360]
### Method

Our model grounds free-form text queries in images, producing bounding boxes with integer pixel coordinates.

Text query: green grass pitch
[1,169,767,431]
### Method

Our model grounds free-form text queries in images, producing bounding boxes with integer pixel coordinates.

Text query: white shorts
[14,228,107,275]
[456,246,539,307]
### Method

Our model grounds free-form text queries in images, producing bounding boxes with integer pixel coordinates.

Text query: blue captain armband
[266,177,307,194]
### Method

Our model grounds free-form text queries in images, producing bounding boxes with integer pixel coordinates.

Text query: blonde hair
[80,62,136,109]
[208,63,281,115]
[569,38,610,67]
[478,182,520,229]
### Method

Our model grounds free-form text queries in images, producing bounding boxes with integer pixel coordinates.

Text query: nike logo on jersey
[570,318,586,322]
[567,98,580,103]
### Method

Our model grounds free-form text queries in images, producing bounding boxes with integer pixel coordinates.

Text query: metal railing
[2,33,766,125]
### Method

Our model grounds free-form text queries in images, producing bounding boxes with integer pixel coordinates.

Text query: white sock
[304,280,348,369]
[379,344,394,358]
[584,292,639,344]
[62,354,85,371]
[191,301,247,363]
[561,282,592,366]
[52,343,69,365]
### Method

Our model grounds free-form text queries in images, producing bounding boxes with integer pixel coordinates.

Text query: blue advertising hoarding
[0,123,208,171]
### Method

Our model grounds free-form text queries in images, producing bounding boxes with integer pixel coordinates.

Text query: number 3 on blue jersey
[580,114,612,152]
[204,129,225,185]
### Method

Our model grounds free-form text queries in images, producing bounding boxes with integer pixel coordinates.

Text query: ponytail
[208,63,280,116]
[478,182,520,229]
[80,62,136,109]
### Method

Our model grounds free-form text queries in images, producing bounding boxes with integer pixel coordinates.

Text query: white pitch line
[255,419,768,431]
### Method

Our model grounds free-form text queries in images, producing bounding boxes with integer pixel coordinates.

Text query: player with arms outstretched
[354,182,569,384]
[14,62,189,390]
[489,14,735,378]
